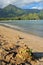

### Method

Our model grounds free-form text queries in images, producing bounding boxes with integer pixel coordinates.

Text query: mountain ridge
[0,4,43,19]
[0,4,25,17]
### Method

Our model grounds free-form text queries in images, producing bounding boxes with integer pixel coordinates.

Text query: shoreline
[0,25,43,52]
[0,23,43,38]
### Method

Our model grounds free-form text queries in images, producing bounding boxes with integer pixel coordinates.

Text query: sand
[0,25,43,65]
[0,26,43,52]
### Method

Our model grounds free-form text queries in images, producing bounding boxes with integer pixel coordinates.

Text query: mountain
[0,8,2,10]
[0,4,25,18]
[24,9,40,14]
[0,4,43,19]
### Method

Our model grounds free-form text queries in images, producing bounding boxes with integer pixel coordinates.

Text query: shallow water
[0,20,43,37]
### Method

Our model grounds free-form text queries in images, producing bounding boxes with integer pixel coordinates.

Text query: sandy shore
[0,25,43,52]
[0,25,43,65]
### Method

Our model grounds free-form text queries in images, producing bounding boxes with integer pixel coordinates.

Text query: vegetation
[21,13,40,20]
[38,10,43,19]
[0,4,43,20]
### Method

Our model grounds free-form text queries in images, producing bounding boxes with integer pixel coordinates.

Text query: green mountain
[0,4,43,20]
[24,9,40,14]
[0,4,25,18]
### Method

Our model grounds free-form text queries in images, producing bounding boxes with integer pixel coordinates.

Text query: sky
[0,0,43,9]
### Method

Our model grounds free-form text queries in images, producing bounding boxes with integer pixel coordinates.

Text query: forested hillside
[0,4,43,20]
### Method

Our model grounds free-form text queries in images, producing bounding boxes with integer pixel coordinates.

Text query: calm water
[0,20,43,37]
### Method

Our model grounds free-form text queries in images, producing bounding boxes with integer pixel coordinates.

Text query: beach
[0,25,43,65]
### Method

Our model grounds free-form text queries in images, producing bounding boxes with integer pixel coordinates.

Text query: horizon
[0,0,43,9]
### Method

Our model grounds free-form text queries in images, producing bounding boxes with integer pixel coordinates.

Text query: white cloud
[0,0,17,8]
[32,6,43,9]
[12,0,42,7]
[0,0,42,8]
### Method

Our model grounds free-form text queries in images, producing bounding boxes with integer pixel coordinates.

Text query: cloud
[0,0,15,8]
[12,0,42,7]
[30,1,43,9]
[32,6,43,9]
[0,0,42,8]
[21,0,43,9]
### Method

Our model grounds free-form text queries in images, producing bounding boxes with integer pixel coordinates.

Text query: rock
[39,58,43,62]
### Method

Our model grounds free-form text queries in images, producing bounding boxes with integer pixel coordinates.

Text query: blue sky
[22,1,43,9]
[0,0,43,9]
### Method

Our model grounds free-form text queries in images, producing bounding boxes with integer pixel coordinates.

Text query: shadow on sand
[32,52,43,61]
